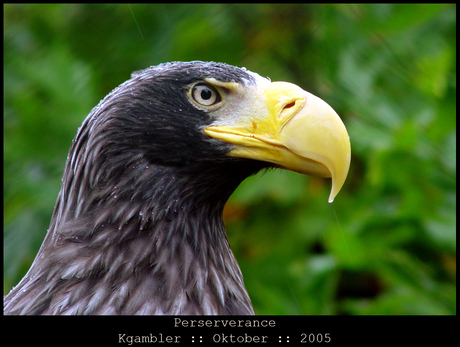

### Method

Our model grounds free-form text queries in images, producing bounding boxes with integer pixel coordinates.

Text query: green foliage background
[4,4,456,314]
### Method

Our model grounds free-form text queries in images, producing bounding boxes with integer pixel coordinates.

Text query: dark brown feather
[4,62,266,315]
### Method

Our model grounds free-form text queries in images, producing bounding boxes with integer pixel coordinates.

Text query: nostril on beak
[284,101,296,109]
[279,99,302,124]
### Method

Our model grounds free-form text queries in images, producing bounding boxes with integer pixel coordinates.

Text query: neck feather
[5,157,259,315]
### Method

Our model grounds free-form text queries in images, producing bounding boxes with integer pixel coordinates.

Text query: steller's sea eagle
[4,61,350,315]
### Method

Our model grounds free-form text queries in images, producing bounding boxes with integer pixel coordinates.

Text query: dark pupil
[201,88,212,100]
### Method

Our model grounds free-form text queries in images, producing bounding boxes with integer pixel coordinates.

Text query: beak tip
[328,189,338,203]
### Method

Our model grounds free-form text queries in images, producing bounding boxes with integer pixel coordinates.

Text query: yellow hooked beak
[203,80,351,202]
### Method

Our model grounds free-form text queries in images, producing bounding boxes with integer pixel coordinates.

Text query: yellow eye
[191,83,221,106]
